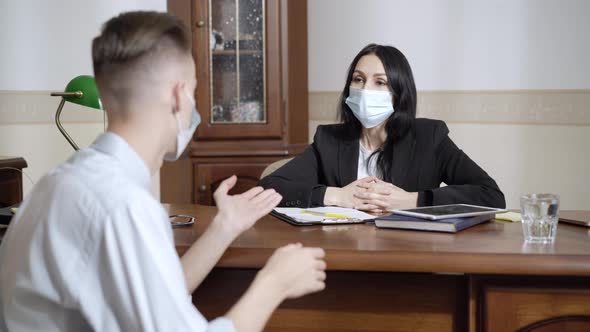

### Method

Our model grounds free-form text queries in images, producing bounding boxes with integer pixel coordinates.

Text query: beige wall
[0,91,162,198]
[0,125,103,194]
[0,91,103,194]
[308,0,590,91]
[446,123,589,210]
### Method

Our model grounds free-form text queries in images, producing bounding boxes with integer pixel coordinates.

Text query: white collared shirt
[0,133,235,332]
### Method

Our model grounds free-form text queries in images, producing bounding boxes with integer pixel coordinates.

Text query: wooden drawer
[194,270,469,332]
[479,278,590,332]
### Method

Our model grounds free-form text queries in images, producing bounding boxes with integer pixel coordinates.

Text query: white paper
[273,207,377,224]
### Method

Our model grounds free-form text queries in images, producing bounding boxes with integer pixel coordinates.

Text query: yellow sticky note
[495,211,521,222]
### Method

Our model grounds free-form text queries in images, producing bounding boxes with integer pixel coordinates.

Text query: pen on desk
[301,210,349,219]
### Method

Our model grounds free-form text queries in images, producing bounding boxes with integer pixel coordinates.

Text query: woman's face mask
[345,87,394,128]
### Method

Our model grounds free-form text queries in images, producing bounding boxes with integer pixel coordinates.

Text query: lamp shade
[63,75,102,110]
[50,75,103,151]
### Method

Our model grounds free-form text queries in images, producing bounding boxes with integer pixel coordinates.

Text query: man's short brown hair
[92,11,191,101]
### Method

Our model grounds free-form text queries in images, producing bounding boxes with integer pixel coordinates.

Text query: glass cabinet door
[209,0,265,124]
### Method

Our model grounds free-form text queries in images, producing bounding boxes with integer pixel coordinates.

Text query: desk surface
[169,204,590,276]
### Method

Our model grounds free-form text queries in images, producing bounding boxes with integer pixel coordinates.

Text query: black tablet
[392,204,506,220]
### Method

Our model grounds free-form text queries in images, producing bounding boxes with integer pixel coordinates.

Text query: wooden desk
[170,204,590,332]
[0,157,27,207]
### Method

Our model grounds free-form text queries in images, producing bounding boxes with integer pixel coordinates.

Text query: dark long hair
[338,44,417,181]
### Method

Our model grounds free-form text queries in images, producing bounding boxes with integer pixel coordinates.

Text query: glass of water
[520,193,560,244]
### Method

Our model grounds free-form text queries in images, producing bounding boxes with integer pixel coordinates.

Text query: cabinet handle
[199,185,207,192]
[196,20,205,28]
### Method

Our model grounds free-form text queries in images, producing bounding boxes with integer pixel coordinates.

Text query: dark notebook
[374,213,495,233]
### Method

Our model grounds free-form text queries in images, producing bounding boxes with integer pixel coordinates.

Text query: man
[0,11,326,332]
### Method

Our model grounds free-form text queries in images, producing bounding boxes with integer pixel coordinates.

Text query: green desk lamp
[50,75,102,150]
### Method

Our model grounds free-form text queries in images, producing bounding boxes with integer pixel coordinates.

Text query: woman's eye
[353,77,364,83]
[377,81,387,86]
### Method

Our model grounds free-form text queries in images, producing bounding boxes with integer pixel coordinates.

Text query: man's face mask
[345,87,394,128]
[164,88,201,161]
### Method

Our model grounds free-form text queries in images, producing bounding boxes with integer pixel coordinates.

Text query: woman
[260,44,505,212]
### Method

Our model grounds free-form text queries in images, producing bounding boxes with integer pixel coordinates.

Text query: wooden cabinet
[0,157,27,207]
[162,0,308,204]
[474,277,590,332]
[193,270,469,332]
[193,159,274,205]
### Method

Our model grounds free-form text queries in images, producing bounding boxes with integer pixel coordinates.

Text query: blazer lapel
[338,138,359,187]
[391,133,416,188]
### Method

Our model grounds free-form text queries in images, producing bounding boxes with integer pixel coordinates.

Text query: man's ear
[171,81,186,114]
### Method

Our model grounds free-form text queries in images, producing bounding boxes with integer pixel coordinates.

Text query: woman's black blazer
[259,118,505,208]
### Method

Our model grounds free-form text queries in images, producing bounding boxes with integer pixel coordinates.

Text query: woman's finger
[355,203,381,211]
[354,191,389,200]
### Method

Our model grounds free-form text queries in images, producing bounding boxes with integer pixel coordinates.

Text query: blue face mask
[345,87,394,128]
[164,88,201,161]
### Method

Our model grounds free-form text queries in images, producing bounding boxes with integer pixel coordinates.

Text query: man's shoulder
[41,151,155,220]
[23,159,166,256]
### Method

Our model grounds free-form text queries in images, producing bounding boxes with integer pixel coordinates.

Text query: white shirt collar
[91,132,152,191]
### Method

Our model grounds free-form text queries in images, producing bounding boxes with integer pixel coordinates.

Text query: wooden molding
[0,90,105,124]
